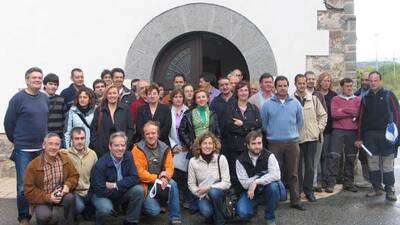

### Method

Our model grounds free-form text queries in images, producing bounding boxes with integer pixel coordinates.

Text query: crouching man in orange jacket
[132,120,182,225]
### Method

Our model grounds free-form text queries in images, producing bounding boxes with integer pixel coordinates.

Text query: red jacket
[331,95,361,131]
[130,97,146,123]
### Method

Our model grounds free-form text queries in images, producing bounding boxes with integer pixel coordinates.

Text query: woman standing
[187,132,231,225]
[136,84,172,145]
[90,85,135,157]
[224,81,262,190]
[168,89,194,209]
[183,84,195,109]
[316,72,337,188]
[178,89,220,153]
[65,87,95,148]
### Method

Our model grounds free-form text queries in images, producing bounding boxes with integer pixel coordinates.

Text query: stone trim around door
[125,3,278,83]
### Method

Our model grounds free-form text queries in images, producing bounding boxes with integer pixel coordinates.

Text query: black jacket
[178,107,220,150]
[224,102,262,154]
[210,93,237,138]
[90,103,135,157]
[135,103,172,146]
[359,88,400,136]
[120,85,136,107]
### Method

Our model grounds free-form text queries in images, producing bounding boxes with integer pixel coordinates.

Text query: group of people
[4,66,400,225]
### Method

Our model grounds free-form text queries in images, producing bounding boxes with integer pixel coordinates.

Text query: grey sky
[356,0,399,62]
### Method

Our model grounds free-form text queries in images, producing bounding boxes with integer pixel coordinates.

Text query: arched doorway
[125,3,277,83]
[152,32,249,90]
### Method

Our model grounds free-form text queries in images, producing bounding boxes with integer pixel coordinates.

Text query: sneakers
[267,219,276,225]
[343,185,358,193]
[366,188,385,197]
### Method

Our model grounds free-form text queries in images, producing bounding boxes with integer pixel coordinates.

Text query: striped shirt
[48,95,66,136]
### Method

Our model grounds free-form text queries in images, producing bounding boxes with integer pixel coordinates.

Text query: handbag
[216,154,238,220]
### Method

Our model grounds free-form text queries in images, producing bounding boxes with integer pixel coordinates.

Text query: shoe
[313,186,323,192]
[188,208,198,214]
[355,181,372,189]
[266,219,276,225]
[325,186,334,193]
[366,188,385,197]
[122,221,137,225]
[386,187,398,201]
[170,219,182,224]
[343,185,358,193]
[290,203,306,211]
[19,219,30,225]
[305,193,317,202]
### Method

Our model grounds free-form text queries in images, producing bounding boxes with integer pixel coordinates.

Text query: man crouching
[24,133,78,225]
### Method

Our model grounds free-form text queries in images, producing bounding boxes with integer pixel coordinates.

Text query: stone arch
[125,3,277,82]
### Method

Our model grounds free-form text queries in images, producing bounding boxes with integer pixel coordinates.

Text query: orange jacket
[131,140,174,194]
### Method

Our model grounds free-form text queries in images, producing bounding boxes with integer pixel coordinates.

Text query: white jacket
[188,153,231,197]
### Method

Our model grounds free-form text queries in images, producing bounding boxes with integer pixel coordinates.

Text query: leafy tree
[357,63,400,98]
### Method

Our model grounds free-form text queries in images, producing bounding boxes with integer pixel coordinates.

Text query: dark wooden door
[153,36,202,90]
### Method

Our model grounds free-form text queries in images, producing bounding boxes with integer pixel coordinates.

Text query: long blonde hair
[316,72,333,91]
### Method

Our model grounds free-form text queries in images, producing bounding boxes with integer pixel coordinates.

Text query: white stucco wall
[0,0,328,132]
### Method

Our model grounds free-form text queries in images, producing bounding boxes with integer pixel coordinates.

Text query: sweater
[187,153,231,197]
[67,146,98,196]
[260,95,303,142]
[47,95,66,137]
[4,90,48,149]
[331,95,361,131]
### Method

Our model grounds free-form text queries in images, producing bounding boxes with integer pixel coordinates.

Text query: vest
[237,149,271,178]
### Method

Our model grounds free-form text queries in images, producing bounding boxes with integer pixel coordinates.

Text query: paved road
[1,160,400,225]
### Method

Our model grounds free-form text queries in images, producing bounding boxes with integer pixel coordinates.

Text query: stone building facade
[307,0,356,86]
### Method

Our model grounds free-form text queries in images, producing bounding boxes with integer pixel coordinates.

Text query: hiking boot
[343,185,358,193]
[386,187,398,201]
[366,188,384,197]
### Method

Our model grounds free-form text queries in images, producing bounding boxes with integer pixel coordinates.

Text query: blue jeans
[10,149,42,221]
[75,194,89,215]
[236,181,280,221]
[198,188,225,225]
[173,169,197,210]
[143,179,181,221]
[92,185,145,225]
